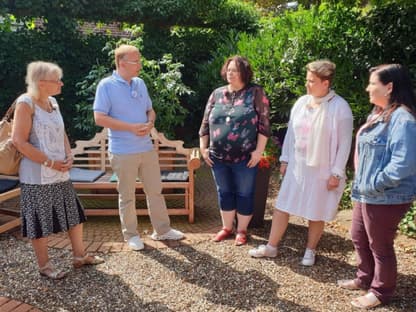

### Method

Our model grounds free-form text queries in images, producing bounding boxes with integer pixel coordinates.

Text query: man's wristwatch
[43,159,49,167]
[332,173,342,180]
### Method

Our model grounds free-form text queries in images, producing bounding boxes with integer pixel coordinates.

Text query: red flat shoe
[235,230,247,246]
[213,227,233,242]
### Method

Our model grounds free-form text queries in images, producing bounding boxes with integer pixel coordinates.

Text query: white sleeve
[279,97,306,163]
[331,100,353,177]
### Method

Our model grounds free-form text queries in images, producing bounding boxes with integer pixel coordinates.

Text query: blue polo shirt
[93,71,153,154]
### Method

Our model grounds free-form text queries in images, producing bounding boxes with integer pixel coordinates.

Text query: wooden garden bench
[70,128,201,223]
[0,178,21,234]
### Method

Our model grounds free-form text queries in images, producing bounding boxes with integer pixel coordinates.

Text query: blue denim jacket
[351,107,416,204]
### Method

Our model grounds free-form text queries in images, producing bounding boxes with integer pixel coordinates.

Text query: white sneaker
[151,229,184,241]
[301,248,316,266]
[127,235,144,251]
[248,244,278,258]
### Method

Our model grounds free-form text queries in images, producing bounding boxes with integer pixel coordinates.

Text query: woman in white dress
[249,60,353,265]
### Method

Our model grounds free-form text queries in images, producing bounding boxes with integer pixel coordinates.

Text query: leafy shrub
[1,1,260,143]
[139,54,193,138]
[400,204,416,238]
[74,33,192,140]
[195,1,416,237]
[336,168,354,211]
[197,2,416,132]
[0,14,108,142]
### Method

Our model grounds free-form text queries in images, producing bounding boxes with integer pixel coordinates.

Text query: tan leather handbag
[0,101,22,175]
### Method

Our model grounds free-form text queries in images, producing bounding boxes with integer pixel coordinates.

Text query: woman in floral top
[199,55,271,245]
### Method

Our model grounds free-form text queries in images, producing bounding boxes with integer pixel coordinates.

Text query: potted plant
[249,136,281,228]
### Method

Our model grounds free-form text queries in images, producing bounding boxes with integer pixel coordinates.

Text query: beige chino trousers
[109,150,171,240]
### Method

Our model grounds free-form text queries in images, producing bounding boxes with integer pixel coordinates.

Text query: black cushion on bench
[0,179,19,193]
[161,170,189,182]
[109,170,189,182]
[70,168,105,182]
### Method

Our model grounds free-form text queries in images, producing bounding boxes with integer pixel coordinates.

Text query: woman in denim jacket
[338,64,416,309]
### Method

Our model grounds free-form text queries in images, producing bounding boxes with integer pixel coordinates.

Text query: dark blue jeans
[211,158,258,216]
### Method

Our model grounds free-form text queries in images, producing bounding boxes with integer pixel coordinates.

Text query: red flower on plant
[258,155,277,169]
[258,135,281,170]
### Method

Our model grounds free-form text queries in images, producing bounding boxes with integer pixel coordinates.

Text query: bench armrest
[188,148,201,170]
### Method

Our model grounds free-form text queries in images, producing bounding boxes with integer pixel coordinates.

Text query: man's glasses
[123,59,141,65]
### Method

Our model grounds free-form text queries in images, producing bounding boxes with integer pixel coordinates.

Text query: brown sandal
[337,279,361,290]
[73,254,105,269]
[351,292,382,309]
[39,262,66,280]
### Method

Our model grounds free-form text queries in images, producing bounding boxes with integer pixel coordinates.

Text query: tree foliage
[0,13,108,142]
[196,1,416,132]
[0,0,260,142]
[400,204,416,238]
[1,0,259,30]
[75,46,193,139]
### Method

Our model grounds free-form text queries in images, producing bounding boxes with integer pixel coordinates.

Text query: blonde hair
[114,44,139,69]
[25,61,62,97]
[306,60,336,85]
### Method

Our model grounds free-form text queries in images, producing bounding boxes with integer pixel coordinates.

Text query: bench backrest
[71,128,200,172]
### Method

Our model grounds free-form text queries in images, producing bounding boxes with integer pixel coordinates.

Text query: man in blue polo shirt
[93,44,184,250]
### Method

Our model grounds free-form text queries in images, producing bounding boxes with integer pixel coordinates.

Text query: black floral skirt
[20,180,86,239]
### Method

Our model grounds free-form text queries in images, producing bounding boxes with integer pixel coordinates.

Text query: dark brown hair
[370,64,416,115]
[220,55,253,85]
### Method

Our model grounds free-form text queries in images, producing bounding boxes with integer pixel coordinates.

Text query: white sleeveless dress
[16,94,86,239]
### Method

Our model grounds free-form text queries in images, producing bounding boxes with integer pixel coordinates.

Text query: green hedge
[0,15,108,141]
[196,2,416,131]
[194,2,416,237]
[74,30,193,140]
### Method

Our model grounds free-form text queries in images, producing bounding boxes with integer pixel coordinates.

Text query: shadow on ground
[0,236,171,312]
[147,245,313,311]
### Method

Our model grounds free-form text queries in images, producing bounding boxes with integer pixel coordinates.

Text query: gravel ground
[1,173,415,312]
[1,220,415,312]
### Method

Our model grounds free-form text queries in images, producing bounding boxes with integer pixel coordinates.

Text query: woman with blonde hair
[12,61,103,279]
[249,60,353,265]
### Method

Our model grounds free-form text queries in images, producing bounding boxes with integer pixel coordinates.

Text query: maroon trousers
[351,201,410,304]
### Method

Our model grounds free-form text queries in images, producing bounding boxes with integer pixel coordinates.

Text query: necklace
[225,90,239,124]
[34,98,54,113]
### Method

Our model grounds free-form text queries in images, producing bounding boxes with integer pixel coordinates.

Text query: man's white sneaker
[151,229,184,241]
[248,244,278,258]
[127,235,144,251]
[301,248,316,266]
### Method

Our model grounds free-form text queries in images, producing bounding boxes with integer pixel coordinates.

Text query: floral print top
[199,83,271,163]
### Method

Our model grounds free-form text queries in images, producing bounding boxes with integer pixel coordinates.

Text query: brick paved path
[0,297,42,312]
[11,165,223,252]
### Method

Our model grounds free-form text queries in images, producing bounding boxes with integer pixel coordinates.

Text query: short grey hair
[25,61,63,97]
[306,60,336,85]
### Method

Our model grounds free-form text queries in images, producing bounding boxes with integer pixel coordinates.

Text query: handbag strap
[2,100,17,122]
